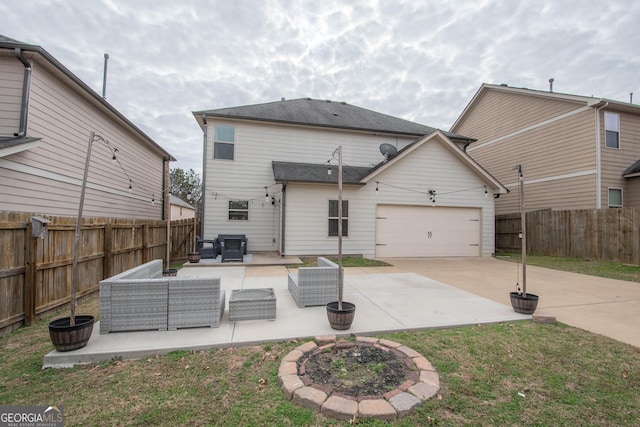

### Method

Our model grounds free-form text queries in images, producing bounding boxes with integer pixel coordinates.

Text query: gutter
[201,114,208,236]
[595,102,609,209]
[14,48,32,138]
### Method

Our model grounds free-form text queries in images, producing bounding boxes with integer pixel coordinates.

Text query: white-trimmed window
[214,125,235,160]
[328,200,348,237]
[604,112,620,149]
[608,188,622,208]
[229,200,248,220]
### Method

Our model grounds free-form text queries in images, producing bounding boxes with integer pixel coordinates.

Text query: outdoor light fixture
[265,187,269,202]
[128,180,132,193]
[375,181,379,195]
[484,185,488,198]
[327,165,332,175]
[428,189,436,206]
[151,194,155,205]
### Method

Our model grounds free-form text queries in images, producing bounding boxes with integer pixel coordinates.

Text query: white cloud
[1,0,639,174]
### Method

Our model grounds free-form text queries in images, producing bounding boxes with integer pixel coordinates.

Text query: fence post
[104,223,112,279]
[23,222,37,326]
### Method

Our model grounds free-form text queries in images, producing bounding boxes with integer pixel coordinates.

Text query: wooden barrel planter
[326,301,356,330]
[509,292,539,314]
[48,315,95,352]
[163,268,178,276]
[187,252,201,263]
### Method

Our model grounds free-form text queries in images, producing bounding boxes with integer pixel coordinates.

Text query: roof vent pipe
[548,78,554,93]
[14,48,32,138]
[630,92,633,104]
[102,53,109,99]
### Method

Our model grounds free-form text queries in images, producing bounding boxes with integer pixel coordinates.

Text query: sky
[2,0,639,175]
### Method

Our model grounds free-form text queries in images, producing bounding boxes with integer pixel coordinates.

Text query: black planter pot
[326,301,356,330]
[163,268,178,277]
[187,252,201,263]
[48,315,94,352]
[509,292,539,315]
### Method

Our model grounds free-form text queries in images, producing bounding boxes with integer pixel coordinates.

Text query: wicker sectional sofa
[99,259,225,333]
[288,257,339,307]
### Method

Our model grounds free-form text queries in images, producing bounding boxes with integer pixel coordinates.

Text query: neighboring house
[0,35,175,219]
[169,194,195,219]
[193,98,507,258]
[450,83,640,214]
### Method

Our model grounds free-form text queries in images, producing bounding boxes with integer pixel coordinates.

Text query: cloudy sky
[2,0,639,174]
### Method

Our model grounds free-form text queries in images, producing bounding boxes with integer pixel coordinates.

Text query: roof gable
[195,98,470,141]
[452,83,640,131]
[362,130,507,193]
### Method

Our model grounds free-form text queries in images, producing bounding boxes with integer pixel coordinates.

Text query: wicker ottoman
[229,288,276,322]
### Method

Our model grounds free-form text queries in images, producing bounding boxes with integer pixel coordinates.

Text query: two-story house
[450,83,640,214]
[0,35,174,219]
[193,98,507,258]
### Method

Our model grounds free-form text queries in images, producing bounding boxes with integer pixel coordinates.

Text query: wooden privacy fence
[0,212,198,334]
[496,207,640,265]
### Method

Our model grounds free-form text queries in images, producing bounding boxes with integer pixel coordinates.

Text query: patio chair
[221,237,245,262]
[214,234,248,256]
[288,257,339,307]
[196,236,216,259]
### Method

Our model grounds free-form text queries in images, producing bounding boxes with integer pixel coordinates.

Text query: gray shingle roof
[196,98,470,140]
[272,161,370,185]
[623,159,640,177]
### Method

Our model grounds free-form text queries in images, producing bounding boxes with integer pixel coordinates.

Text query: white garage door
[375,205,481,257]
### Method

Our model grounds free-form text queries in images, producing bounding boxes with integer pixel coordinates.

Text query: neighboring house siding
[0,55,165,218]
[0,54,22,135]
[600,109,640,208]
[454,89,587,143]
[459,90,599,213]
[202,119,416,251]
[625,177,640,206]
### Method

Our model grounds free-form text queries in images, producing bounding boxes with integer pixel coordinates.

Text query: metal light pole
[337,146,344,310]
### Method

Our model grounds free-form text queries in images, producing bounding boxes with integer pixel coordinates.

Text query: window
[608,188,622,208]
[229,200,248,220]
[328,200,348,237]
[604,112,620,149]
[214,125,235,160]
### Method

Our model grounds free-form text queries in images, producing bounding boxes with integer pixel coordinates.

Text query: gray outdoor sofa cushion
[288,257,339,307]
[100,259,225,333]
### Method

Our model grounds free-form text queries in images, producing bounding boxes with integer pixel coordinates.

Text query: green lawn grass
[1,256,639,425]
[497,252,640,283]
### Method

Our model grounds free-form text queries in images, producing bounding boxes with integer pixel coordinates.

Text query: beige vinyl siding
[464,98,597,214]
[454,90,587,143]
[0,54,24,136]
[202,119,418,250]
[0,55,165,219]
[624,177,640,207]
[600,109,640,208]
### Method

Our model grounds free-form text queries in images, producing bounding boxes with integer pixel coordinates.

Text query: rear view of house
[194,98,507,258]
[0,35,174,219]
[451,83,640,214]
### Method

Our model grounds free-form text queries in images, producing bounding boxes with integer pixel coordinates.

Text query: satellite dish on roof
[379,143,398,162]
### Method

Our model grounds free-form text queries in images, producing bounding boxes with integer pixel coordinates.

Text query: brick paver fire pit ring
[278,336,440,421]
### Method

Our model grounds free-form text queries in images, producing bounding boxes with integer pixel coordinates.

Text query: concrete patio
[43,260,530,368]
[43,256,640,368]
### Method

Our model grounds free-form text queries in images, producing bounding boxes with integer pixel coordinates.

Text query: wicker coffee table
[229,288,276,322]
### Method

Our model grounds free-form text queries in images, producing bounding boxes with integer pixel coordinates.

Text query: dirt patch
[300,343,412,397]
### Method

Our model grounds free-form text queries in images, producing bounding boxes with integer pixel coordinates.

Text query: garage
[375,205,481,257]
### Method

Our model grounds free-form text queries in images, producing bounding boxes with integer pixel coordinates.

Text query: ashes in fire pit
[300,343,412,397]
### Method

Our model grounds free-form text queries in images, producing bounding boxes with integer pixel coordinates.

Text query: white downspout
[595,102,609,209]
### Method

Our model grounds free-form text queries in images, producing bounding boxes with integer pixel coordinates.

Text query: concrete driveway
[384,257,640,348]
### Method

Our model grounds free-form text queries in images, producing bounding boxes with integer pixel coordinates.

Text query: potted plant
[49,132,104,351]
[510,164,539,314]
[326,146,356,329]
